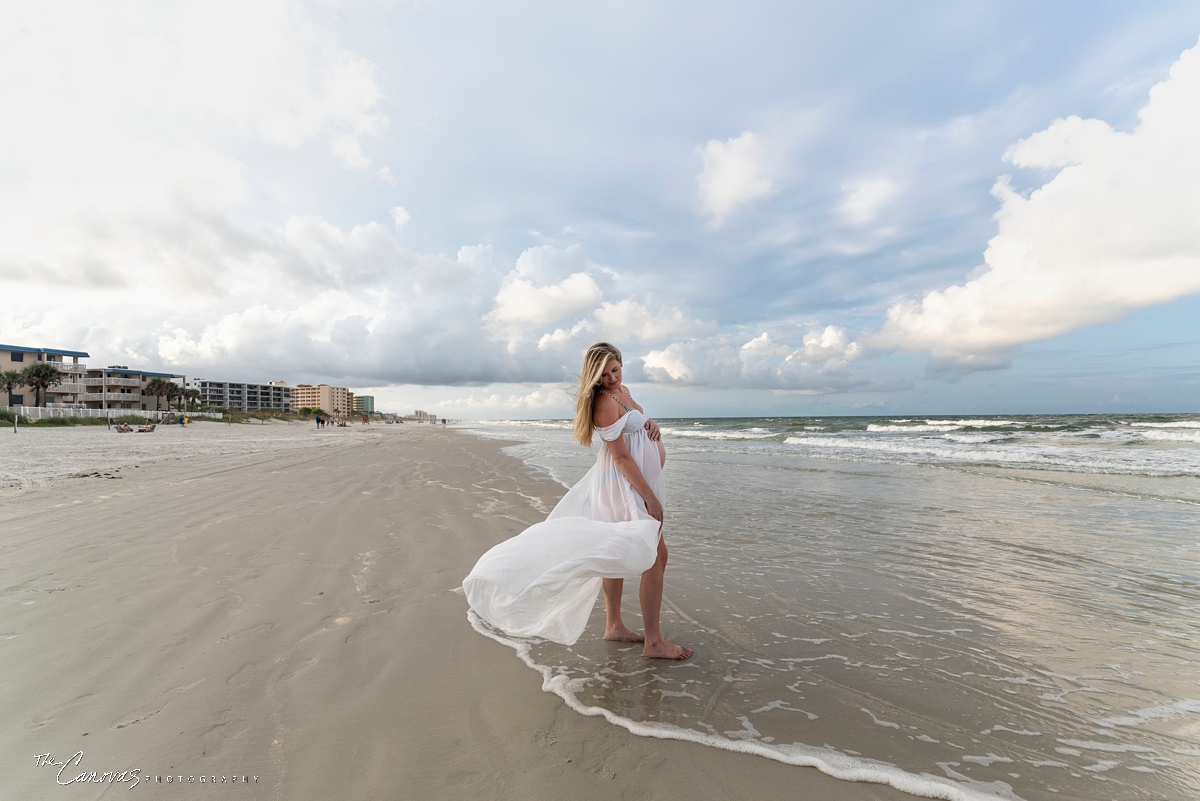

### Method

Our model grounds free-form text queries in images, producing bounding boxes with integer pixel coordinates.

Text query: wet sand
[1,423,911,800]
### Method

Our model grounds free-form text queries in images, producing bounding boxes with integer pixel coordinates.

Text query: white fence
[4,406,223,421]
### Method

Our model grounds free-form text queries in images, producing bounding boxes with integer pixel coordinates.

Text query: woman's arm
[594,393,663,522]
[606,434,664,523]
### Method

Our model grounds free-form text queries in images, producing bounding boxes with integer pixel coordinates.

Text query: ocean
[463,414,1200,801]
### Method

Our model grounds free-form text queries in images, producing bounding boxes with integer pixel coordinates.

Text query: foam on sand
[468,611,1024,801]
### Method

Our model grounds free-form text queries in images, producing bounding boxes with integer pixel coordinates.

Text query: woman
[464,342,691,659]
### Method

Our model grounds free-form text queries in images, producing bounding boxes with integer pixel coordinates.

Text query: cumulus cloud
[872,37,1200,369]
[488,273,603,332]
[641,328,865,392]
[697,131,776,228]
[593,300,707,342]
[533,300,711,358]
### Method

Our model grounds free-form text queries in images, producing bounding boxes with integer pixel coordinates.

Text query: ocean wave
[659,427,778,441]
[487,419,571,429]
[927,420,1018,428]
[944,433,1012,444]
[1130,421,1200,430]
[787,436,1024,461]
[468,611,1018,801]
[866,424,962,433]
[1138,429,1200,444]
[781,435,1198,475]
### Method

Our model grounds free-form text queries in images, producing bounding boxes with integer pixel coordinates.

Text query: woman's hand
[644,493,664,523]
[645,418,661,441]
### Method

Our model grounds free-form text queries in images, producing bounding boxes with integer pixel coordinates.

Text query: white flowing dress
[463,407,664,645]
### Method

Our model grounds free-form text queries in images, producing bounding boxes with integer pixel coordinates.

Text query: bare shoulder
[592,390,622,428]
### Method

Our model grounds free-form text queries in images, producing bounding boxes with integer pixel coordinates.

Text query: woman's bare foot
[604,625,646,642]
[643,639,692,660]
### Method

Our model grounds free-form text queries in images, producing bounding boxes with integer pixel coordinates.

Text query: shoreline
[1,424,914,800]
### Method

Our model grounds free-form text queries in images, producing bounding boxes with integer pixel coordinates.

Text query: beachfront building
[292,384,354,417]
[2,343,185,414]
[189,379,292,411]
[82,366,187,412]
[1,344,90,407]
[353,395,375,414]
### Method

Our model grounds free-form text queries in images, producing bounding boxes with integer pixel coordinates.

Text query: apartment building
[353,395,375,414]
[3,344,185,411]
[189,379,292,411]
[1,344,90,406]
[292,384,354,417]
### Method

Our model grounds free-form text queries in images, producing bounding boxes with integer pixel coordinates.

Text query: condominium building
[188,379,292,411]
[353,395,375,414]
[292,384,355,417]
[1,344,90,406]
[2,344,183,411]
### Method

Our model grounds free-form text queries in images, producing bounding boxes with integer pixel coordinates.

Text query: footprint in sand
[280,657,319,682]
[226,663,257,688]
[202,709,250,742]
[217,622,276,645]
[112,699,171,730]
[29,693,94,728]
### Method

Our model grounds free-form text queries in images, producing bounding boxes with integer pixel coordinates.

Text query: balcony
[57,363,87,374]
[54,383,87,393]
[83,376,142,386]
[81,392,144,402]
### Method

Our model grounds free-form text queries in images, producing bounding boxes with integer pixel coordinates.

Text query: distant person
[464,341,689,659]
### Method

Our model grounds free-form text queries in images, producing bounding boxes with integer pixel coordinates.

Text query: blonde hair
[572,342,622,447]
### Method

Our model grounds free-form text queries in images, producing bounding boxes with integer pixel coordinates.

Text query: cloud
[593,300,707,342]
[839,178,901,225]
[0,2,387,293]
[641,328,865,392]
[391,207,411,228]
[697,131,776,228]
[488,273,603,331]
[534,299,711,354]
[872,37,1200,369]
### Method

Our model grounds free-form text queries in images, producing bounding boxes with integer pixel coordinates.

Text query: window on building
[11,393,23,404]
[11,352,24,362]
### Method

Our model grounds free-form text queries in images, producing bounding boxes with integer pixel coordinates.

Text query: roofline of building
[101,367,183,378]
[0,344,91,358]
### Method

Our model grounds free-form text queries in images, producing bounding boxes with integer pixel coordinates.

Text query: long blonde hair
[572,342,622,447]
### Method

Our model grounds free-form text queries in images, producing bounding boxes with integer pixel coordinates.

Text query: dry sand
[1,423,913,800]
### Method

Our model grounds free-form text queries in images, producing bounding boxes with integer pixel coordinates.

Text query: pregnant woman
[464,342,691,659]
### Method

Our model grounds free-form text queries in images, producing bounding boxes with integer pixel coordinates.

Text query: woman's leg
[602,578,644,642]
[640,538,691,659]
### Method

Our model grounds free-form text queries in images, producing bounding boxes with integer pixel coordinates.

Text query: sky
[3,1,1200,419]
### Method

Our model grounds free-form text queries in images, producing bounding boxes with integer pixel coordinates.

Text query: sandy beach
[1,423,910,801]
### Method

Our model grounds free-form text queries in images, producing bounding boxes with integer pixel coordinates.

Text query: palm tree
[185,388,201,411]
[165,382,184,412]
[20,362,66,407]
[1,369,23,408]
[143,377,169,411]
